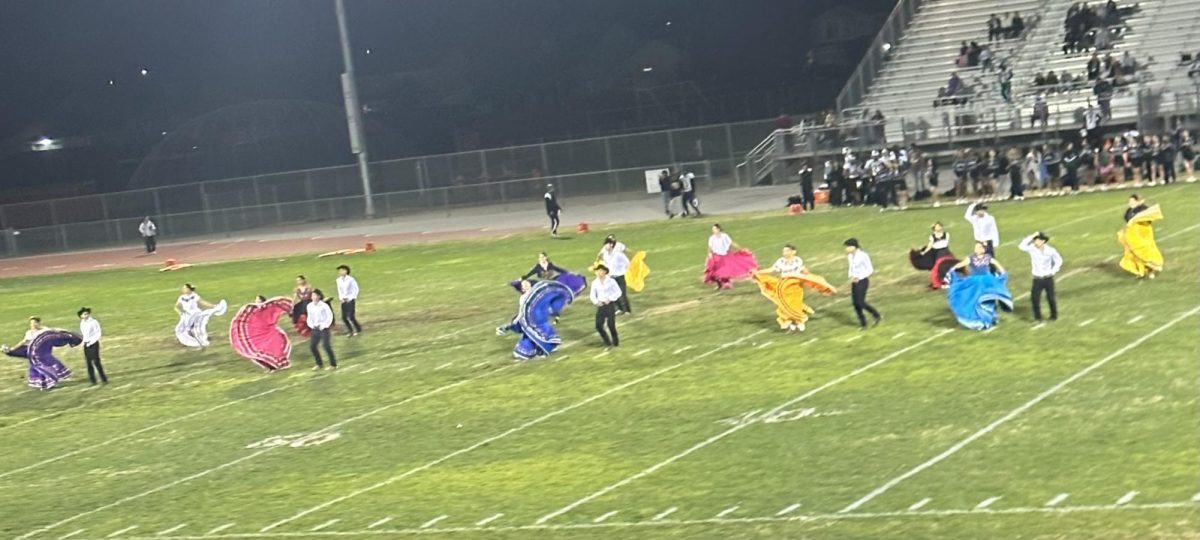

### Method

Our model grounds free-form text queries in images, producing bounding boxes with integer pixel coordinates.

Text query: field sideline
[0,184,1197,540]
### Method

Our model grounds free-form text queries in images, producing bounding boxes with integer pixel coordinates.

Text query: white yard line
[475,513,504,526]
[756,341,774,349]
[715,505,740,518]
[154,523,187,536]
[908,498,931,511]
[537,330,953,525]
[146,502,1197,537]
[891,332,907,340]
[840,305,1200,513]
[845,335,863,343]
[366,517,392,529]
[1126,314,1144,324]
[673,346,694,355]
[1116,491,1139,505]
[652,507,678,521]
[420,516,448,529]
[434,362,454,370]
[0,372,328,481]
[634,348,653,357]
[1046,493,1069,507]
[106,525,138,538]
[205,523,236,535]
[310,519,339,532]
[592,511,619,523]
[261,330,767,532]
[974,497,1001,510]
[16,366,515,540]
[1077,318,1095,327]
[776,503,802,516]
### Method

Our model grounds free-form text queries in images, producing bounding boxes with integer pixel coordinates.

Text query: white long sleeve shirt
[336,275,359,302]
[600,249,630,277]
[847,250,875,280]
[708,233,733,256]
[80,318,102,346]
[965,203,1000,245]
[771,256,806,277]
[1018,235,1063,277]
[589,276,622,305]
[138,220,157,237]
[306,301,334,330]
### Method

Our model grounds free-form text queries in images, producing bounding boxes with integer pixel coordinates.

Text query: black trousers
[548,211,560,234]
[595,303,619,346]
[682,192,701,215]
[1031,276,1058,320]
[143,236,156,253]
[1009,165,1023,197]
[980,240,996,256]
[800,183,815,210]
[341,300,362,333]
[309,328,337,367]
[851,278,881,327]
[613,274,631,313]
[84,342,107,384]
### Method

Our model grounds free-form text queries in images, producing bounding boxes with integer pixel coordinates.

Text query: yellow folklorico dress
[753,257,837,329]
[1118,204,1164,278]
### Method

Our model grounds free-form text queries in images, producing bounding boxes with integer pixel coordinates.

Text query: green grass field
[1,184,1197,540]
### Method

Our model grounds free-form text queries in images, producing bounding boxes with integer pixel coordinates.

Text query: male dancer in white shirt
[78,307,108,385]
[336,265,362,336]
[306,290,337,370]
[965,201,1000,255]
[845,238,882,329]
[1018,231,1063,321]
[590,265,622,347]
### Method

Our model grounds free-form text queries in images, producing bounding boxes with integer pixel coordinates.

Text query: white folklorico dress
[175,293,228,348]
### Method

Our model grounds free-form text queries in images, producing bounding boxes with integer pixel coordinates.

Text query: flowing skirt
[503,280,575,360]
[946,272,1014,330]
[625,251,651,292]
[175,300,228,348]
[5,330,79,390]
[930,255,961,289]
[753,272,837,328]
[703,250,759,288]
[1118,204,1164,277]
[230,297,293,371]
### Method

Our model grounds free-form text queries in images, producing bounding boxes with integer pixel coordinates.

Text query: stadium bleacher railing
[836,0,927,112]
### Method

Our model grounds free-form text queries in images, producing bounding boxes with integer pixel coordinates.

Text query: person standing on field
[544,184,563,238]
[138,216,157,254]
[78,307,108,385]
[1018,231,1062,321]
[336,265,362,337]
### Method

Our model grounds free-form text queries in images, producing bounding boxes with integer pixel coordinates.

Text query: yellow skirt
[590,251,650,292]
[753,272,837,329]
[1118,204,1164,277]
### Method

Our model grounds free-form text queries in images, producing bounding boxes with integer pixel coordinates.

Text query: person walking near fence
[336,265,362,337]
[138,217,157,254]
[78,307,108,385]
[544,184,563,237]
[657,170,677,218]
[680,170,702,217]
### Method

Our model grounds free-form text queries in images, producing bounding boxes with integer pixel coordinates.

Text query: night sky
[0,0,891,193]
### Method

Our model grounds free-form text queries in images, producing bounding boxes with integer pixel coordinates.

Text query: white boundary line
[119,501,1195,538]
[537,329,954,525]
[840,305,1200,513]
[16,365,515,540]
[260,330,767,532]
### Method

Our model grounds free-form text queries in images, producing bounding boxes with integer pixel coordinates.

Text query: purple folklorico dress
[5,329,79,390]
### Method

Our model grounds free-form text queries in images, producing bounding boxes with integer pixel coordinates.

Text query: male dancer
[78,307,108,385]
[306,289,337,370]
[1018,231,1062,321]
[965,201,1000,255]
[544,184,563,237]
[845,238,882,329]
[589,264,621,347]
[600,238,632,313]
[336,265,363,336]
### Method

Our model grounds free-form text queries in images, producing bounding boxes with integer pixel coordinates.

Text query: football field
[0,184,1197,540]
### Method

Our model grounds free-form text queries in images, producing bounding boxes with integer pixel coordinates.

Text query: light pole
[334,0,375,218]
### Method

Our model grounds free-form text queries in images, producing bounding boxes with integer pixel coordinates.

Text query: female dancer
[945,242,1013,330]
[754,244,836,333]
[910,222,958,289]
[497,278,576,359]
[2,317,77,390]
[175,283,228,348]
[1179,129,1195,182]
[1118,194,1164,279]
[703,224,757,290]
[230,296,293,373]
[521,252,586,295]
